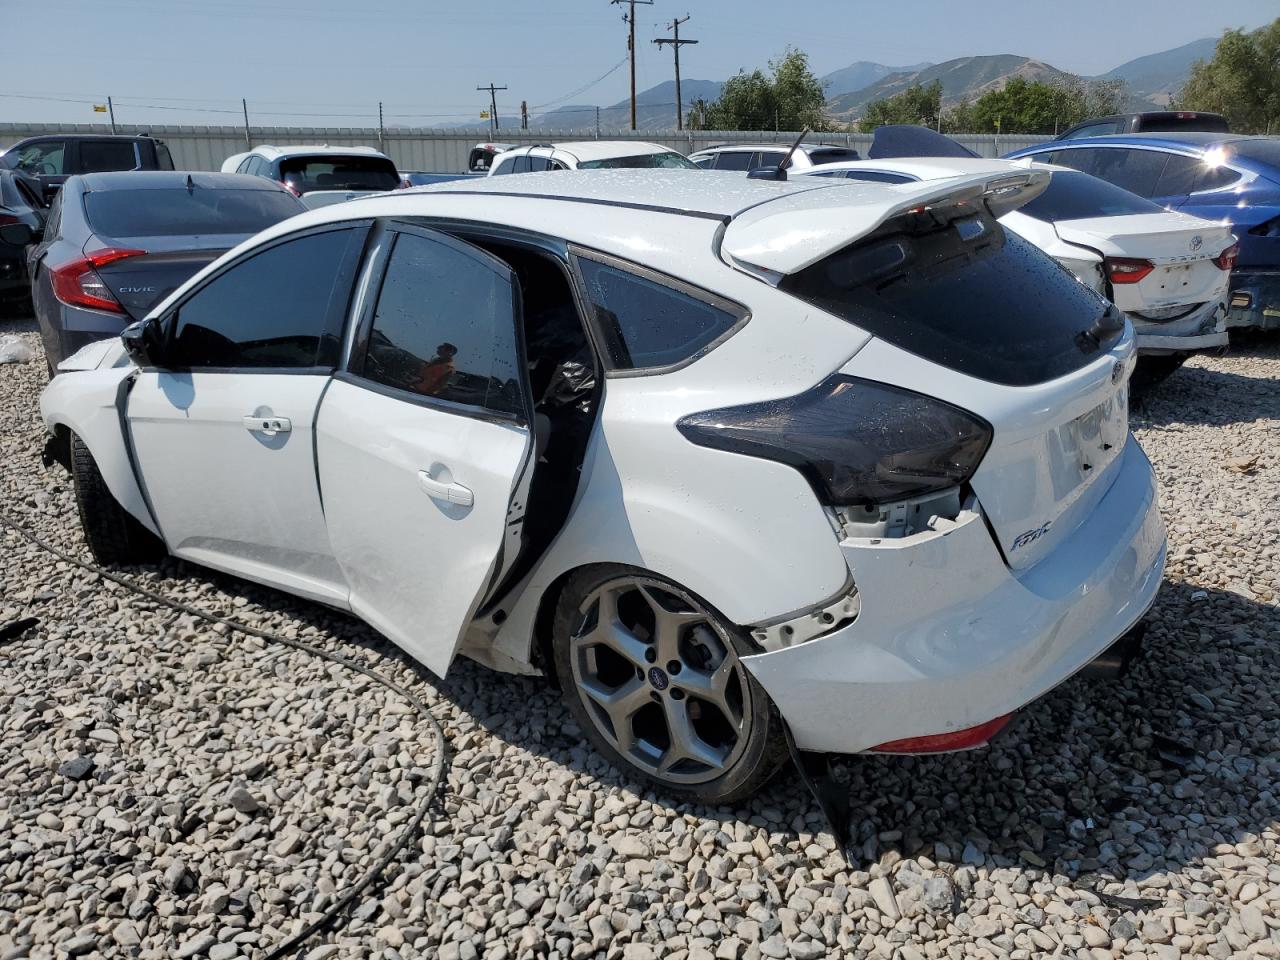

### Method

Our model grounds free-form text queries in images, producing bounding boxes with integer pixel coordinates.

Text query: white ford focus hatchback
[40,169,1166,803]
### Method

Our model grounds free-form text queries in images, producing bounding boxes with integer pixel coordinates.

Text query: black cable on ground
[0,507,449,960]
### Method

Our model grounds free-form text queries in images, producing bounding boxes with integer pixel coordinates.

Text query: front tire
[70,434,165,566]
[552,565,787,804]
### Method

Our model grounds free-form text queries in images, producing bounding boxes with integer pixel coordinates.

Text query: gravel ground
[1,315,1278,960]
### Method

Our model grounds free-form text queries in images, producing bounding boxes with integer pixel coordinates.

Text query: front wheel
[70,433,166,566]
[552,566,787,804]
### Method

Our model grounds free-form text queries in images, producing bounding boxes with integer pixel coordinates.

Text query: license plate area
[1058,386,1127,482]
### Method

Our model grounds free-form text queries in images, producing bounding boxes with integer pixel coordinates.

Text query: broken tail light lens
[49,248,146,313]
[1104,257,1155,285]
[676,375,992,506]
[1213,243,1239,271]
[871,714,1012,753]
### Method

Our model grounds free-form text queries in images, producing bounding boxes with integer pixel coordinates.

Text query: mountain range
[520,38,1216,131]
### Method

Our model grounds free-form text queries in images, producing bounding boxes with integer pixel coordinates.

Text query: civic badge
[1190,235,1203,252]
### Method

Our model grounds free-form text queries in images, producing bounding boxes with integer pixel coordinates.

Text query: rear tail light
[0,214,19,227]
[1104,257,1154,285]
[49,248,146,313]
[870,714,1012,754]
[676,375,992,506]
[1214,243,1239,271]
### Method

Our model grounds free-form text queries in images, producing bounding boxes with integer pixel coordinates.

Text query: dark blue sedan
[1006,133,1280,330]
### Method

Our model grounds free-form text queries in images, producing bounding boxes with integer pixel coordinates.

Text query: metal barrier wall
[0,123,1050,173]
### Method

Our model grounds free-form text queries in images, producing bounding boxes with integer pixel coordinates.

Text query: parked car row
[7,118,1280,802]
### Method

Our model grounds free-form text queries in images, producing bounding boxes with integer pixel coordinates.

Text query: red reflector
[1214,242,1239,271]
[1104,257,1154,285]
[0,214,20,227]
[870,714,1013,754]
[49,247,147,313]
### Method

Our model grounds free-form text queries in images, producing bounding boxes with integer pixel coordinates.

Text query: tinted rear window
[84,187,303,236]
[279,155,399,192]
[78,140,138,173]
[1136,115,1229,133]
[577,152,697,170]
[1019,170,1164,221]
[780,209,1109,386]
[807,148,861,165]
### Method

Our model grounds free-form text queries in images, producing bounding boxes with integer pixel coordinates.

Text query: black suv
[0,134,175,200]
[1055,111,1229,141]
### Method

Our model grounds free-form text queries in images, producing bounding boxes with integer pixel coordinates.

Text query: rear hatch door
[1053,212,1233,314]
[87,233,244,320]
[299,189,389,209]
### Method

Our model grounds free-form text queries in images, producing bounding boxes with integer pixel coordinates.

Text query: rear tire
[70,434,165,566]
[1131,354,1188,395]
[552,564,787,804]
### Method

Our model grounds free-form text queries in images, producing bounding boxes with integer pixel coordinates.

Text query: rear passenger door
[316,222,533,676]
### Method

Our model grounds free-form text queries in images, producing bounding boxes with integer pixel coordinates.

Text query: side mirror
[0,222,35,246]
[121,318,166,367]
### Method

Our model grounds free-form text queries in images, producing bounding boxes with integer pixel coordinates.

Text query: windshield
[780,208,1108,386]
[1019,170,1165,221]
[578,151,698,170]
[84,187,303,237]
[279,155,399,192]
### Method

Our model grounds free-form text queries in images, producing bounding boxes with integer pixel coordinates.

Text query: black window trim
[148,219,375,376]
[341,218,535,428]
[567,244,751,378]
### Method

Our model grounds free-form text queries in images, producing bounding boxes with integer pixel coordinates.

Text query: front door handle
[417,471,474,507]
[242,415,292,435]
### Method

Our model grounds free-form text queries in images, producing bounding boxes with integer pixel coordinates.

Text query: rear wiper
[1075,304,1126,354]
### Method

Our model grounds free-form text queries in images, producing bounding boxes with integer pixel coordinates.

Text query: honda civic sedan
[40,169,1166,803]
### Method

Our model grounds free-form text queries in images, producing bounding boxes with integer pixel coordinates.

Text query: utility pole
[653,15,697,131]
[378,101,385,152]
[107,96,117,135]
[242,98,251,148]
[477,83,506,134]
[521,100,529,130]
[611,0,654,131]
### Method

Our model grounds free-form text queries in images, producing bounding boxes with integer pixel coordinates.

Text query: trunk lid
[1053,213,1234,314]
[86,233,242,320]
[299,189,389,209]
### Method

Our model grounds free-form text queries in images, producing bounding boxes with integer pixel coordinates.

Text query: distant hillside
[821,60,932,98]
[827,54,1072,119]
[533,79,723,131]
[1099,37,1216,105]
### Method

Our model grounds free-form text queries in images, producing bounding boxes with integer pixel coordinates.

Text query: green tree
[1178,19,1280,133]
[958,76,1126,135]
[859,81,942,131]
[692,48,830,130]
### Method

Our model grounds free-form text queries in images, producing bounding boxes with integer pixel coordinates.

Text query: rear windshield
[807,148,862,165]
[279,155,399,192]
[84,187,303,237]
[1019,170,1164,221]
[578,152,697,170]
[780,208,1109,386]
[1136,115,1229,133]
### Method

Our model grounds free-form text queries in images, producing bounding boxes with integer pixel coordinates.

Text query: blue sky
[1,0,1275,127]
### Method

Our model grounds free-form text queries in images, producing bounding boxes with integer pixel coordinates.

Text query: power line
[532,56,629,110]
[653,15,698,131]
[476,83,507,135]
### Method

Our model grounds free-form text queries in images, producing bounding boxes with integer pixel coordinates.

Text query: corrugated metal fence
[0,123,1050,173]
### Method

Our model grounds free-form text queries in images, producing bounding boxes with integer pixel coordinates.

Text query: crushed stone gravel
[2,315,1278,959]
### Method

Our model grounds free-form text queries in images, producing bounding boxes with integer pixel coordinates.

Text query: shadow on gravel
[1134,334,1280,428]
[124,549,1279,891]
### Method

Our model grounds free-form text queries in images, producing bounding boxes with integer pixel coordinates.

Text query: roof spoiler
[722,168,1051,278]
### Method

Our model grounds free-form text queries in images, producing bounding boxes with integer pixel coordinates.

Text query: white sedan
[802,157,1236,382]
[40,169,1164,803]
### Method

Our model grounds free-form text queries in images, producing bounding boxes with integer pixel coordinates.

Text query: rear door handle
[417,471,474,507]
[242,415,291,435]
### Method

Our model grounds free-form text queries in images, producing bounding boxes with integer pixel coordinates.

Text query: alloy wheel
[568,576,752,785]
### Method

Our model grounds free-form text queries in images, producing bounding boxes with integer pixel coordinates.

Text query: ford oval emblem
[1190,235,1203,252]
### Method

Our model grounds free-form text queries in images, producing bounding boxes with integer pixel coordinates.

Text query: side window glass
[757,151,786,168]
[1153,155,1200,198]
[576,256,744,371]
[1044,148,1100,176]
[511,155,533,174]
[713,152,753,171]
[155,143,175,170]
[42,191,63,241]
[362,231,523,416]
[691,156,712,168]
[14,141,65,176]
[492,156,516,176]
[1195,164,1241,192]
[527,156,551,172]
[78,140,140,173]
[1089,148,1167,198]
[236,157,253,174]
[169,228,364,369]
[15,177,44,209]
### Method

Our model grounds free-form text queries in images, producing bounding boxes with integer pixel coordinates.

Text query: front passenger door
[317,224,533,676]
[126,224,368,604]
